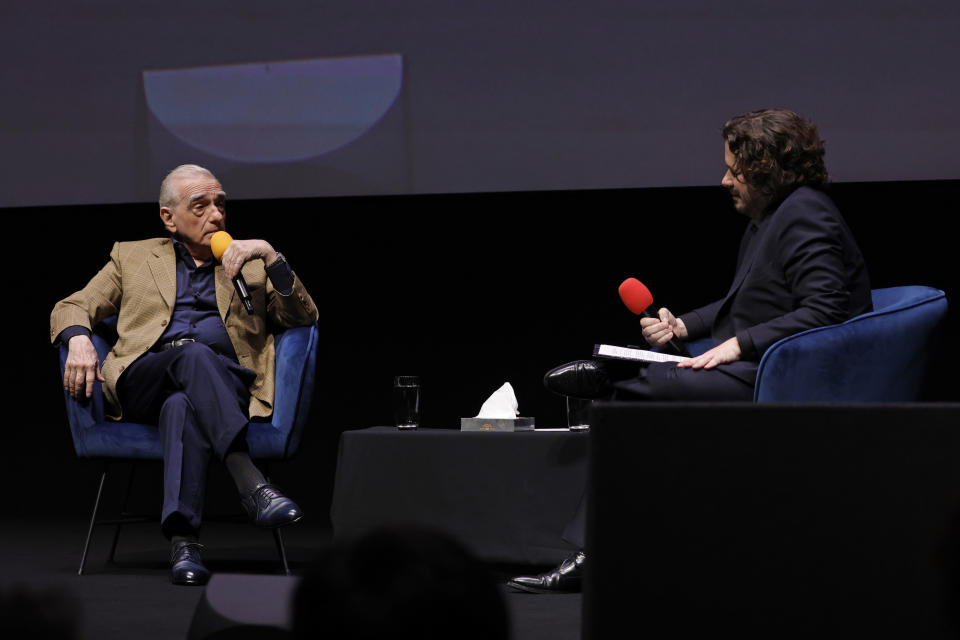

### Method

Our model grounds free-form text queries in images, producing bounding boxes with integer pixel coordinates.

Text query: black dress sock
[163,512,199,541]
[171,533,199,549]
[224,448,267,496]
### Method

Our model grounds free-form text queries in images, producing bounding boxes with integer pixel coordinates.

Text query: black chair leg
[108,462,137,564]
[79,465,108,576]
[273,527,291,575]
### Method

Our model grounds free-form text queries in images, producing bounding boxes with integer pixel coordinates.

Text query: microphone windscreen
[618,278,654,315]
[211,231,233,260]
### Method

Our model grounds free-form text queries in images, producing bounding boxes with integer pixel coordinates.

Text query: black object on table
[330,426,588,565]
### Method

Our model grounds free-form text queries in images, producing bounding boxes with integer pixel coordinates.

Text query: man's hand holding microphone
[620,277,741,369]
[212,231,279,315]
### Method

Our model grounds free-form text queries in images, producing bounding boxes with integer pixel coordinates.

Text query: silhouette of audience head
[291,526,509,639]
[1,584,81,639]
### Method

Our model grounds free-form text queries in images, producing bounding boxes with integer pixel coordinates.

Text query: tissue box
[460,417,536,432]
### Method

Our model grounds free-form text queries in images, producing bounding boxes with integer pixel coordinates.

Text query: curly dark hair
[722,109,828,197]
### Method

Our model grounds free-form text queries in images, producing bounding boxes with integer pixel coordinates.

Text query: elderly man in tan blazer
[51,164,319,586]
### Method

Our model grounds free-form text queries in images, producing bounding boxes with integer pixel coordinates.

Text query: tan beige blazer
[50,238,319,420]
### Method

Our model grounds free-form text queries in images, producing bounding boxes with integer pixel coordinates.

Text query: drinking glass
[393,375,420,430]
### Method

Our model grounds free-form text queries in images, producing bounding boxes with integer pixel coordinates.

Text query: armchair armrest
[755,287,947,402]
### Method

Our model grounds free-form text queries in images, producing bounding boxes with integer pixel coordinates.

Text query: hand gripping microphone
[211,231,255,315]
[618,277,688,356]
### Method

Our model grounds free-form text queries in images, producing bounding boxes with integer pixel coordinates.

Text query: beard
[729,187,770,220]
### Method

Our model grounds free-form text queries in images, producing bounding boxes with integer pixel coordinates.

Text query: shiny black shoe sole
[170,560,210,586]
[506,579,581,594]
[543,360,613,399]
[269,512,304,529]
[171,573,209,587]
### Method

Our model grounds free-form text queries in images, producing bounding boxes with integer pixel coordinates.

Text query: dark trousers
[562,361,754,549]
[117,342,256,536]
[612,360,754,401]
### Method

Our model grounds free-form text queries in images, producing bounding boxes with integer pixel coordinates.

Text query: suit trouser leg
[562,362,754,549]
[612,361,754,401]
[118,342,253,536]
[157,392,210,533]
[562,492,588,549]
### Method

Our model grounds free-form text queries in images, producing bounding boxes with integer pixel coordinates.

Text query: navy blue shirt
[60,239,296,358]
[159,239,237,359]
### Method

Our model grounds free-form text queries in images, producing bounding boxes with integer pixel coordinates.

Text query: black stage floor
[1,516,580,639]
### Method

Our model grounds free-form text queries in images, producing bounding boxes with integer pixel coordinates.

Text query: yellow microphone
[211,230,232,261]
[210,231,254,315]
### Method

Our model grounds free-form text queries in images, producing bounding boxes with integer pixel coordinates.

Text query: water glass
[393,375,420,430]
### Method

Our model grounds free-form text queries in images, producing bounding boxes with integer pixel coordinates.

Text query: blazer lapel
[148,241,177,310]
[721,219,766,302]
[215,264,235,321]
[710,221,764,338]
[723,251,756,302]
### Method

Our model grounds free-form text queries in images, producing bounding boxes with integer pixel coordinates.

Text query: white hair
[158,164,216,208]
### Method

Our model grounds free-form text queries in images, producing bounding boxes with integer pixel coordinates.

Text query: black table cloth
[330,427,588,565]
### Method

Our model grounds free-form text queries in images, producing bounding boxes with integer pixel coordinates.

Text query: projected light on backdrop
[2,1,958,208]
[143,55,403,163]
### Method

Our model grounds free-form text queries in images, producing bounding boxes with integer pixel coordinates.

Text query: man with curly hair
[544,108,872,405]
[511,108,873,594]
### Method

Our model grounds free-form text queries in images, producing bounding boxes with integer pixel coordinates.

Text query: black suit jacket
[679,186,872,386]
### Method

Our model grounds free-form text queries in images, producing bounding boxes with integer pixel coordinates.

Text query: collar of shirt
[171,237,215,271]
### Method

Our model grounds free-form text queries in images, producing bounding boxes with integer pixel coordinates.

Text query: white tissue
[475,382,520,419]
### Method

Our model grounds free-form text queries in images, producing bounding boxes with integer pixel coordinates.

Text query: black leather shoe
[508,550,586,594]
[241,483,303,528]
[170,542,210,586]
[543,360,612,399]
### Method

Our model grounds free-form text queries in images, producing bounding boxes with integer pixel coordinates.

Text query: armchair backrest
[257,323,320,458]
[754,286,948,402]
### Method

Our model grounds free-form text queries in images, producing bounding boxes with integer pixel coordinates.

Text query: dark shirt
[59,238,296,356]
[160,239,238,359]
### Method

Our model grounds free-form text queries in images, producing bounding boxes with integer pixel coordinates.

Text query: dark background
[12,178,957,525]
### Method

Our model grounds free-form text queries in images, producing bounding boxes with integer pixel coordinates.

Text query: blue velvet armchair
[685,286,947,402]
[60,316,320,575]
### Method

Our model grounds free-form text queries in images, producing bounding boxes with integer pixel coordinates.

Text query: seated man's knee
[159,391,193,419]
[157,391,204,440]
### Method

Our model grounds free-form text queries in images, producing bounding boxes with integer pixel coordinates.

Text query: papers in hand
[593,344,690,364]
[475,382,520,419]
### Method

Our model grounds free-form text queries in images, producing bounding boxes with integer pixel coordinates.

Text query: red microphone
[618,278,654,315]
[618,278,688,355]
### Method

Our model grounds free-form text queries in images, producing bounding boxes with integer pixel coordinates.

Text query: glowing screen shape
[143,54,403,163]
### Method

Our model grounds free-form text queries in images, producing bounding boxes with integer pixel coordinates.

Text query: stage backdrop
[1,1,958,207]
